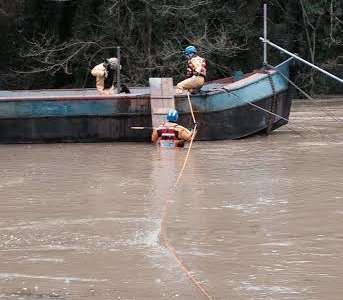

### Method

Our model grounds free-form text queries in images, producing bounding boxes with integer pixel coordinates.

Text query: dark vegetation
[0,0,342,94]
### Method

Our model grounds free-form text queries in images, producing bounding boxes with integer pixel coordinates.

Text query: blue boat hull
[0,59,293,143]
[178,91,291,140]
[176,58,293,140]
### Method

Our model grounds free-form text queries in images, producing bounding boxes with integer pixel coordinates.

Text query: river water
[0,99,342,300]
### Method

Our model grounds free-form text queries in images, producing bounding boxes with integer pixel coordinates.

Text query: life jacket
[186,56,207,78]
[157,123,180,148]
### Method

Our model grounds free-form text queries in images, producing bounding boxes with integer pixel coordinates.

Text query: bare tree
[4,0,340,92]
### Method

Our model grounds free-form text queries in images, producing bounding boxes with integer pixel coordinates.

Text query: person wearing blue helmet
[176,45,207,94]
[151,109,192,148]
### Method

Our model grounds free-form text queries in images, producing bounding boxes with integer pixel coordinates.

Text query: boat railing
[261,2,342,85]
[260,37,343,85]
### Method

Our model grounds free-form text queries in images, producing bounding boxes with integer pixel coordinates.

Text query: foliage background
[0,0,342,94]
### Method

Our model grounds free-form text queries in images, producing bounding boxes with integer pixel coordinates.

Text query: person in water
[91,57,121,95]
[151,109,193,148]
[176,45,207,94]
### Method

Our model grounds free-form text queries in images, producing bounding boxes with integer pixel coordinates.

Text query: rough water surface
[0,98,342,300]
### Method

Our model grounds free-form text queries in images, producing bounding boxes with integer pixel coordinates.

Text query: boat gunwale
[0,93,151,102]
[176,58,293,98]
[0,58,292,102]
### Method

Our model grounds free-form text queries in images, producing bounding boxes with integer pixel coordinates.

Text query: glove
[190,127,197,134]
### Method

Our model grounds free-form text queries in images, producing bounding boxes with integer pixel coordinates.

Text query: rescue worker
[176,45,207,94]
[151,109,193,148]
[91,57,121,95]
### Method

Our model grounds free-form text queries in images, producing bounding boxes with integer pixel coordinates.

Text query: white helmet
[105,57,119,68]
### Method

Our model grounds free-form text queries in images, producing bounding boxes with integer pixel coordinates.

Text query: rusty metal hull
[0,92,152,143]
[0,115,152,143]
[0,60,293,143]
[0,92,291,143]
[177,91,292,140]
[175,58,293,140]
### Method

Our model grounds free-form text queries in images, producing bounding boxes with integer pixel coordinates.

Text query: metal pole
[263,2,268,66]
[117,46,121,94]
[260,37,343,84]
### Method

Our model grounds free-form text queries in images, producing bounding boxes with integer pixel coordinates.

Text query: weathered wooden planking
[149,78,175,128]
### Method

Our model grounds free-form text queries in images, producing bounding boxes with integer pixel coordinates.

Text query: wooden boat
[0,58,293,143]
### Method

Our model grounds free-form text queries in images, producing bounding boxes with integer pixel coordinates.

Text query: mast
[260,1,343,84]
[259,38,343,84]
[117,46,121,94]
[263,1,268,66]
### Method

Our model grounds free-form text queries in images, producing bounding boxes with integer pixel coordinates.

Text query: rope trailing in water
[160,91,213,300]
[160,75,339,298]
[224,88,338,142]
[160,192,213,300]
[266,63,343,123]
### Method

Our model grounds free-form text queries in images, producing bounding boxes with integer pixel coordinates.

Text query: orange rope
[187,91,197,124]
[175,123,197,186]
[159,92,213,299]
[175,91,198,186]
[160,196,213,300]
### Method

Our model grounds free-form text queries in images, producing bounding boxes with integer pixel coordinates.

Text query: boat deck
[0,71,274,101]
[0,87,151,101]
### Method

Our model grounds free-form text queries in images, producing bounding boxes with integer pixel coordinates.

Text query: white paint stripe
[0,273,108,283]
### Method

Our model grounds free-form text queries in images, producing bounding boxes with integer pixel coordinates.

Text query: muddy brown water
[0,98,342,300]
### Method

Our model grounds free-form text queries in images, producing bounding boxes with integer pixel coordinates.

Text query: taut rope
[266,63,343,123]
[224,88,338,143]
[175,92,198,186]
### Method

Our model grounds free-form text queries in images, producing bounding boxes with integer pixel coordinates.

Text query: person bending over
[91,57,121,95]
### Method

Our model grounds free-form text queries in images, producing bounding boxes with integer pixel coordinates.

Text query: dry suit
[91,58,120,95]
[176,55,207,94]
[151,122,192,148]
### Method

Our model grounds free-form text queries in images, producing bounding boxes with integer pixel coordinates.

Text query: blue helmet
[167,109,179,122]
[184,45,197,57]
